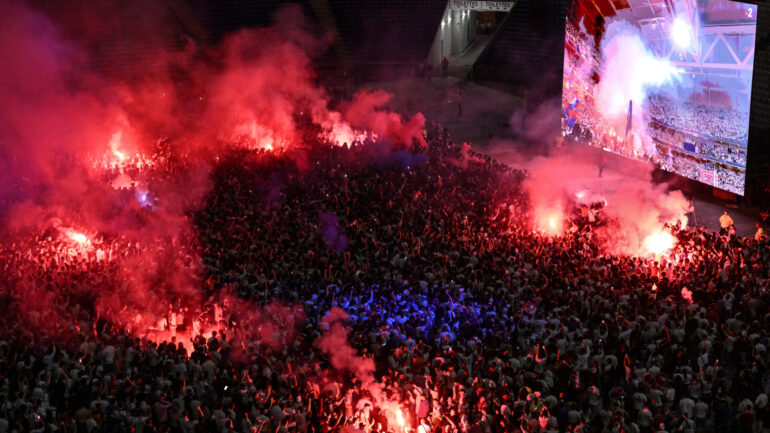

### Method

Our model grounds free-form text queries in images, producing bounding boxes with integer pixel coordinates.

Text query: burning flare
[643,230,676,255]
[395,408,405,429]
[69,232,88,245]
[535,210,565,236]
[57,227,94,258]
[60,227,90,246]
[681,287,693,304]
[109,130,127,162]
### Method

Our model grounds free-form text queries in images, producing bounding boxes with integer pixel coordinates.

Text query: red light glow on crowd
[67,230,88,245]
[535,209,565,236]
[395,408,405,430]
[109,130,127,163]
[1,2,759,432]
[643,230,676,256]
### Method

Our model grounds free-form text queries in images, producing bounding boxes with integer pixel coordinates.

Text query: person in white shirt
[719,211,734,235]
[694,398,709,431]
[679,395,695,419]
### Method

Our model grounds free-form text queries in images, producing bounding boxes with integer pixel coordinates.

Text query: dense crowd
[647,94,749,144]
[648,124,747,168]
[695,143,747,167]
[714,167,746,196]
[562,20,600,139]
[1,120,769,433]
[647,128,746,195]
[565,21,599,67]
[655,152,745,196]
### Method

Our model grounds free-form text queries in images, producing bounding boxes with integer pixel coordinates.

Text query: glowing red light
[643,230,675,255]
[535,210,564,236]
[109,131,127,162]
[69,232,88,244]
[396,409,405,428]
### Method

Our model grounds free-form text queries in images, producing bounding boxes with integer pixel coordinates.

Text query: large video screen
[562,0,757,195]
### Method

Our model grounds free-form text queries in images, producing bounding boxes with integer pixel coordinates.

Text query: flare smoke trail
[315,308,405,427]
[521,150,691,255]
[593,19,683,156]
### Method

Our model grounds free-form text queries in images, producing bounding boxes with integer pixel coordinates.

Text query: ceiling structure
[572,0,756,76]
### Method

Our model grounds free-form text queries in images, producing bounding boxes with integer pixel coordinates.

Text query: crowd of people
[714,166,747,196]
[695,142,747,168]
[653,151,745,196]
[564,21,599,68]
[646,94,749,145]
[648,124,747,167]
[562,20,600,139]
[1,119,769,433]
[647,129,746,195]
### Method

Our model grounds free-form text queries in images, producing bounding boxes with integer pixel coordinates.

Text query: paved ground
[446,35,492,78]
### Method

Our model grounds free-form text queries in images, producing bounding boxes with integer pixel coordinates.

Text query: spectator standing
[694,398,708,433]
[720,211,734,235]
[441,57,449,79]
[153,394,173,428]
[738,406,754,433]
[457,90,463,117]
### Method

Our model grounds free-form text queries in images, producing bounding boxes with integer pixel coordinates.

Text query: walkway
[446,35,492,79]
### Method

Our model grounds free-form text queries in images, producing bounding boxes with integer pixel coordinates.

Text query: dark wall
[472,0,567,106]
[746,2,770,204]
[201,0,445,65]
[329,0,446,64]
[203,1,317,42]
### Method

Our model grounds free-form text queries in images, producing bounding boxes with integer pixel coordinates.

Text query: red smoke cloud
[315,307,377,388]
[0,2,122,200]
[521,149,691,255]
[343,90,427,148]
[314,307,406,427]
[202,7,332,151]
[0,1,427,349]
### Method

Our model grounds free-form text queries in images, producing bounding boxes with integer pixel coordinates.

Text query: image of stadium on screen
[562,0,757,195]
